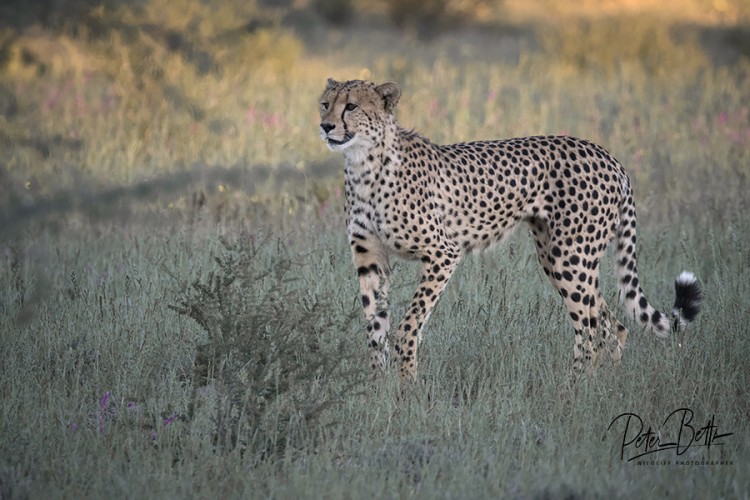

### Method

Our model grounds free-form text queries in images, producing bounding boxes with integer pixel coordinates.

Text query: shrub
[170,232,364,461]
[537,17,709,78]
[383,0,488,39]
[312,0,354,27]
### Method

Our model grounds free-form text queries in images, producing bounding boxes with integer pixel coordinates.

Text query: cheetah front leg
[395,253,460,382]
[351,238,391,374]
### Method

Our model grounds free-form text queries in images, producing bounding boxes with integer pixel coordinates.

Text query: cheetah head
[319,79,401,156]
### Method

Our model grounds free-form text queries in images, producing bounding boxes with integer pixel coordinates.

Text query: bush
[537,17,709,77]
[384,0,488,39]
[312,0,354,27]
[170,232,364,461]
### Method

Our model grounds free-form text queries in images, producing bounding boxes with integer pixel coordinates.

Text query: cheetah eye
[345,103,358,111]
[321,102,329,110]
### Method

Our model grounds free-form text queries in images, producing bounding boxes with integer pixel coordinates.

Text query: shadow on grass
[0,158,342,240]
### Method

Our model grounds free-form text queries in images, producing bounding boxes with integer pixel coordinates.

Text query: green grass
[1,1,749,497]
[1,208,748,498]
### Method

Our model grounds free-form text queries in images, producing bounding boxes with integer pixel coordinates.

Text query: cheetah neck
[342,119,403,231]
[343,118,399,168]
[343,118,400,185]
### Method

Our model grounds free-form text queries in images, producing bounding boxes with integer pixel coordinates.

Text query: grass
[1,0,749,497]
[1,211,747,498]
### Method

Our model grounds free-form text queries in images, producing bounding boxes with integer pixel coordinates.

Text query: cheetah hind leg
[597,305,628,366]
[575,297,623,374]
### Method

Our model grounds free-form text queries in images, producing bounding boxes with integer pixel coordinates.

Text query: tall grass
[0,210,747,498]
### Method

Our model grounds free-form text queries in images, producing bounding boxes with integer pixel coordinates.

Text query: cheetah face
[319,78,401,156]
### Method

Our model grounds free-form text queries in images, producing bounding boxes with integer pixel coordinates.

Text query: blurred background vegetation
[0,0,748,235]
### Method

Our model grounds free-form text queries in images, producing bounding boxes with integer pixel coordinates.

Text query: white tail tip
[676,271,697,285]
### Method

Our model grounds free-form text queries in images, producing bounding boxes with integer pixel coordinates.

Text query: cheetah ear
[375,82,401,112]
[326,78,339,89]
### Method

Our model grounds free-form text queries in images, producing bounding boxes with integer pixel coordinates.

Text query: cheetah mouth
[326,132,355,147]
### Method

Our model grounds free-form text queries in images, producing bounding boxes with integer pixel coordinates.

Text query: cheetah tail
[614,184,702,336]
[671,271,703,331]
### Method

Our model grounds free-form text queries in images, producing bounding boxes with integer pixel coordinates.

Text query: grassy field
[1,0,749,498]
[1,202,748,498]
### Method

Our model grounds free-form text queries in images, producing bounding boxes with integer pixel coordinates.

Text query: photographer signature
[607,408,733,461]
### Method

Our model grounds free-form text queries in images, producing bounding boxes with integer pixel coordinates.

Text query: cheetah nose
[320,123,335,134]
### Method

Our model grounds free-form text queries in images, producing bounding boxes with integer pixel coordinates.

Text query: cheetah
[318,78,702,381]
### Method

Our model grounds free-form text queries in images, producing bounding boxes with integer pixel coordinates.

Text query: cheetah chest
[345,161,438,258]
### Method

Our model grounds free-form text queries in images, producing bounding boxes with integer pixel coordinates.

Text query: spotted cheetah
[319,78,702,381]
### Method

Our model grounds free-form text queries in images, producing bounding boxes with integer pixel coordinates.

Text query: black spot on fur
[651,310,662,325]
